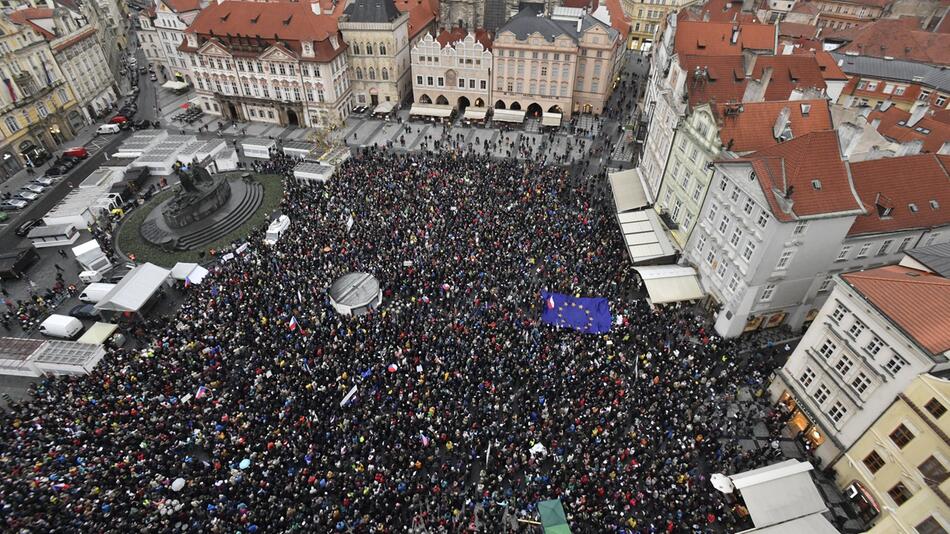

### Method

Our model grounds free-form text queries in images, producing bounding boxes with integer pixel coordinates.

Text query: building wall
[814,0,884,30]
[410,33,492,108]
[622,0,682,51]
[831,374,950,534]
[154,3,198,80]
[341,17,413,106]
[138,15,164,66]
[768,281,946,466]
[572,24,623,115]
[491,32,577,117]
[838,76,950,113]
[53,30,116,123]
[653,103,719,247]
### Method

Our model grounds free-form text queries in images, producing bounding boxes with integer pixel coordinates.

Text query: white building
[181,1,352,128]
[769,264,950,466]
[138,7,164,67]
[153,0,203,84]
[410,29,492,112]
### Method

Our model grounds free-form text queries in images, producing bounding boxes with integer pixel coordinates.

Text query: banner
[340,385,358,407]
[540,291,612,334]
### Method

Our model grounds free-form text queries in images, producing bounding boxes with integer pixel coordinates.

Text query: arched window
[379,43,386,55]
[5,116,19,133]
[381,67,389,80]
[353,43,360,55]
[368,68,376,80]
[355,67,363,80]
[366,43,374,55]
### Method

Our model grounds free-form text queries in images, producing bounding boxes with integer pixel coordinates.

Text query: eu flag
[540,291,612,334]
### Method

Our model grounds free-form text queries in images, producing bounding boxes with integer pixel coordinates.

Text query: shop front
[778,390,826,450]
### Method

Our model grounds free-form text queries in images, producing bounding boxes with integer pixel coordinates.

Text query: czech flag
[195,385,210,399]
[546,295,556,310]
[289,316,306,336]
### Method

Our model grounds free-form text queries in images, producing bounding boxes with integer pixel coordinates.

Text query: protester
[0,149,779,533]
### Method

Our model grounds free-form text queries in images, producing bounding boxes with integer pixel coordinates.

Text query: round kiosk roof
[328,272,380,307]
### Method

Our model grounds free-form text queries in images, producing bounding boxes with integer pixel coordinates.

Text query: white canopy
[77,322,118,345]
[162,80,188,90]
[95,262,171,313]
[409,104,453,118]
[463,107,488,120]
[617,210,676,264]
[373,101,396,114]
[171,262,209,284]
[635,265,704,304]
[541,112,562,127]
[730,460,829,530]
[609,169,650,213]
[493,109,526,123]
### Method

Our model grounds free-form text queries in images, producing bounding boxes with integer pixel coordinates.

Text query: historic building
[491,7,624,119]
[410,29,492,111]
[440,0,560,33]
[0,9,81,178]
[181,1,352,128]
[154,0,203,84]
[138,7,165,68]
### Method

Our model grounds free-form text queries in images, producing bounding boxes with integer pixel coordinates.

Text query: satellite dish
[711,473,735,493]
[171,478,186,492]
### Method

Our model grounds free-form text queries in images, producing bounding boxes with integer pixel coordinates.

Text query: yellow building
[621,0,684,51]
[832,373,950,534]
[0,11,80,178]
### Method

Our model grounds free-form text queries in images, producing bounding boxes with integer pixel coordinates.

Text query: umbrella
[239,458,251,470]
[180,102,190,109]
[387,364,397,373]
[710,473,735,493]
[171,478,185,492]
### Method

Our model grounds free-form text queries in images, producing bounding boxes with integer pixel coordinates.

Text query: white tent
[71,240,111,272]
[617,210,676,264]
[635,265,704,304]
[541,112,562,127]
[729,460,832,531]
[373,101,396,115]
[170,262,209,284]
[493,109,526,123]
[95,263,171,313]
[608,169,650,213]
[463,107,488,121]
[409,104,453,118]
[77,322,118,345]
[241,138,276,159]
[162,80,188,91]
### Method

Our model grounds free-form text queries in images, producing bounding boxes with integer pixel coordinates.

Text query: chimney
[741,66,772,103]
[743,49,756,76]
[907,104,929,128]
[772,106,791,140]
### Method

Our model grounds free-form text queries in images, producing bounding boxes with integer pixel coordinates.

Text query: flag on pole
[195,385,210,399]
[289,315,306,336]
[184,276,191,288]
[546,295,556,310]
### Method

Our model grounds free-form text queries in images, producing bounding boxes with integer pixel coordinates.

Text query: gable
[197,40,232,57]
[259,46,296,62]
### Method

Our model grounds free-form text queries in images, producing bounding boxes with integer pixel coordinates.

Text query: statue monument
[161,160,232,228]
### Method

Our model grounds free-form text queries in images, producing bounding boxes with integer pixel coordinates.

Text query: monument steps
[175,181,263,250]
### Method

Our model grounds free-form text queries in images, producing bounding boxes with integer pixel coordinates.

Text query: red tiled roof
[162,0,202,13]
[790,1,820,16]
[866,107,950,154]
[602,0,631,40]
[8,8,56,40]
[436,27,492,50]
[680,0,760,23]
[184,1,345,61]
[715,99,833,153]
[847,154,950,236]
[811,50,848,80]
[681,54,828,105]
[842,265,950,355]
[729,130,862,222]
[833,18,950,66]
[395,0,438,40]
[778,22,820,40]
[674,20,776,56]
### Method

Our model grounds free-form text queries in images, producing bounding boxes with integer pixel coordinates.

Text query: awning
[170,262,209,284]
[617,210,676,264]
[161,80,188,90]
[608,169,649,212]
[464,107,488,120]
[373,101,396,114]
[409,104,453,118]
[730,460,829,529]
[77,322,118,345]
[541,112,562,127]
[634,265,704,304]
[493,109,526,123]
[538,499,572,534]
[95,262,171,312]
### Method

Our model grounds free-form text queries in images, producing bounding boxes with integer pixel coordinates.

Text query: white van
[39,314,84,339]
[78,270,103,283]
[97,124,121,135]
[264,215,290,245]
[79,282,116,304]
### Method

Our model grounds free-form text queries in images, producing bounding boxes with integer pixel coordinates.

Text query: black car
[352,105,368,114]
[45,165,69,177]
[14,218,42,237]
[69,303,100,320]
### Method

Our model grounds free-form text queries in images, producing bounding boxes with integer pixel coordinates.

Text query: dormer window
[931,200,940,210]
[909,203,919,213]
[811,180,822,190]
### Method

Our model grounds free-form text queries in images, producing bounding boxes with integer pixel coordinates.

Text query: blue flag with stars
[540,291,612,334]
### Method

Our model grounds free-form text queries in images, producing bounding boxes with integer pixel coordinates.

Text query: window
[743,199,755,215]
[696,232,707,253]
[776,249,795,270]
[818,275,833,293]
[856,80,868,90]
[818,339,837,359]
[728,273,740,293]
[925,398,947,419]
[890,424,915,448]
[730,186,740,202]
[793,221,808,235]
[865,336,884,356]
[876,239,893,256]
[919,456,948,485]
[707,203,718,222]
[742,242,756,261]
[885,354,908,374]
[916,517,948,534]
[799,367,816,387]
[834,355,853,375]
[760,283,776,302]
[856,243,871,258]
[848,320,866,339]
[757,211,769,228]
[719,177,728,191]
[718,215,730,234]
[729,228,743,247]
[866,81,879,91]
[828,401,848,423]
[4,116,18,133]
[813,384,830,404]
[716,262,727,279]
[851,373,872,394]
[416,75,423,85]
[836,245,851,262]
[863,450,885,473]
[888,482,912,506]
[705,250,716,267]
[897,237,913,252]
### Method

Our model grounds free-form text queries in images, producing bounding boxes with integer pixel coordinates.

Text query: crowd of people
[0,150,782,532]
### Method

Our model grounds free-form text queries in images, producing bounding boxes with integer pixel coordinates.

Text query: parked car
[109,115,128,125]
[352,105,368,114]
[52,157,77,170]
[31,177,56,186]
[0,199,28,211]
[68,303,100,319]
[14,218,42,237]
[62,147,89,159]
[131,119,150,130]
[44,166,67,177]
[21,183,46,194]
[16,191,39,202]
